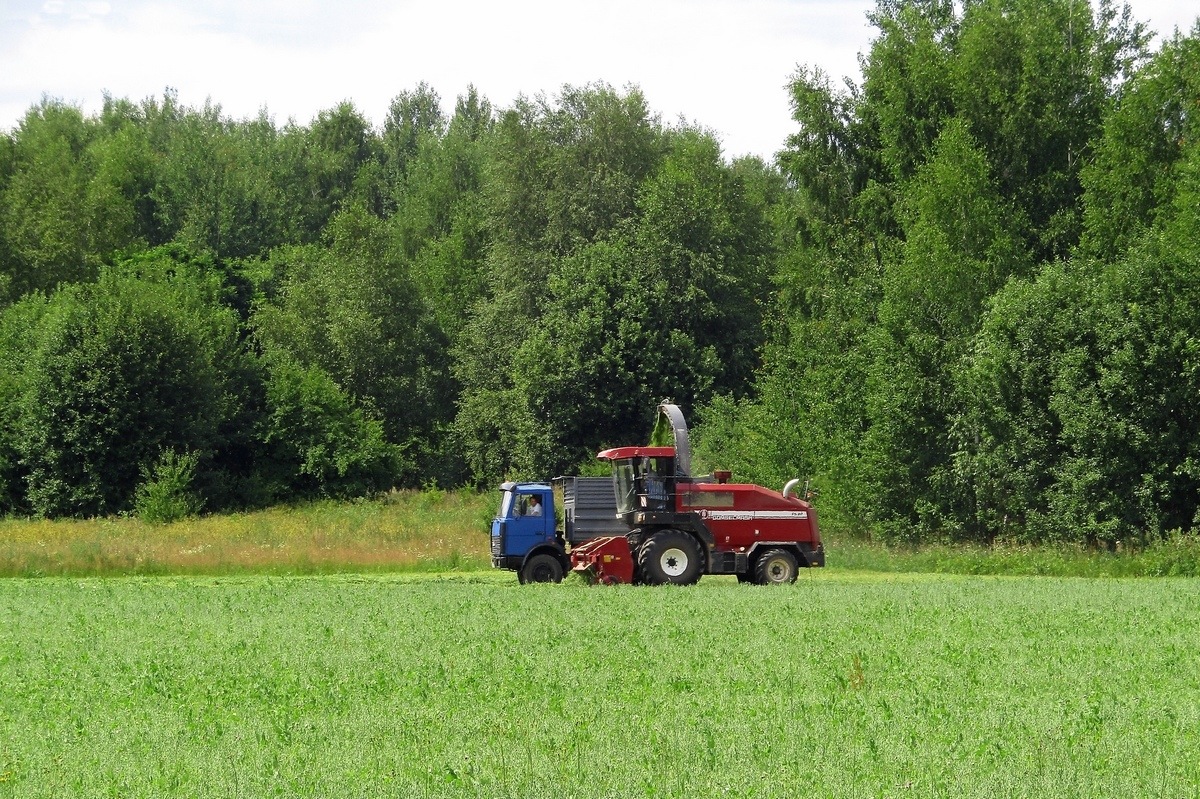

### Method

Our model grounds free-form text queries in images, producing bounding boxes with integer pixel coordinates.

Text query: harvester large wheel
[520,553,564,584]
[638,531,703,586]
[754,548,798,585]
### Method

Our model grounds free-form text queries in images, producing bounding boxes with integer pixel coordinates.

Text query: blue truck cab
[490,482,563,583]
[490,477,623,584]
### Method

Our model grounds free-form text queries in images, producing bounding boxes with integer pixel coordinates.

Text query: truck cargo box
[554,476,624,544]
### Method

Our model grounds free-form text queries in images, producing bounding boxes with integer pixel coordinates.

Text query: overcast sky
[1,1,1195,162]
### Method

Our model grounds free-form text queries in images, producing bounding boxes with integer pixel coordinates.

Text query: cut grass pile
[2,571,1198,797]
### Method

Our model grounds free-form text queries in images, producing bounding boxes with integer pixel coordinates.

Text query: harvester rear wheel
[754,548,798,585]
[520,553,564,584]
[637,531,703,586]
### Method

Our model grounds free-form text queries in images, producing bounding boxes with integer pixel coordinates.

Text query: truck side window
[513,494,543,517]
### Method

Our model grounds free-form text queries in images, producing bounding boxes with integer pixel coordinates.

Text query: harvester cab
[602,402,694,525]
[610,448,677,516]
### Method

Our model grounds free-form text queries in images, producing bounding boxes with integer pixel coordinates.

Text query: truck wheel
[520,553,564,584]
[754,549,798,585]
[638,531,703,586]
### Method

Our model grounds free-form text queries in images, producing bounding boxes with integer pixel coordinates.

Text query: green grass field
[3,571,1199,798]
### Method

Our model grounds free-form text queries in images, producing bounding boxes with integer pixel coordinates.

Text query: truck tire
[637,531,703,586]
[754,548,798,585]
[520,553,564,584]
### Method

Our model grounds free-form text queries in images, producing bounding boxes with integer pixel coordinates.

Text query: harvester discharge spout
[649,401,691,477]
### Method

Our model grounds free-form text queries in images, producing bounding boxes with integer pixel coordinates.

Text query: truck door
[505,491,552,557]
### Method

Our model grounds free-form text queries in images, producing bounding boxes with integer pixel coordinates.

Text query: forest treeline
[0,0,1197,546]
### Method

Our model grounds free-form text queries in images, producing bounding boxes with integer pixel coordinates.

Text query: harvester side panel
[678,483,820,551]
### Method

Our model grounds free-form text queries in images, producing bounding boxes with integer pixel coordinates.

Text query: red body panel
[569,535,635,584]
[679,482,820,551]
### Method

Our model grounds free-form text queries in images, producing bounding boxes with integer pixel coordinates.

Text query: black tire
[520,553,564,584]
[628,532,647,585]
[637,531,704,586]
[754,548,798,585]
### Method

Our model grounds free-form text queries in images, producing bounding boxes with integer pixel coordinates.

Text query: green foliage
[453,89,773,484]
[253,205,453,486]
[861,119,1026,542]
[0,99,97,293]
[298,100,380,227]
[383,82,447,192]
[693,223,882,535]
[0,293,51,513]
[952,261,1092,542]
[779,66,864,241]
[802,0,1146,264]
[703,0,1175,545]
[9,257,244,517]
[860,0,956,185]
[152,102,289,260]
[1080,26,1200,260]
[956,140,1200,545]
[134,449,203,524]
[634,130,773,392]
[259,360,402,500]
[392,86,492,340]
[949,0,1130,259]
[2,23,1199,547]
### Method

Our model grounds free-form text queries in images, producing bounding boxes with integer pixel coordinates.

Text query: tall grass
[828,532,1200,578]
[0,490,495,577]
[3,490,1200,578]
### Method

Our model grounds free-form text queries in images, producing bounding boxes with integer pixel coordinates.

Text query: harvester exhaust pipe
[782,478,802,500]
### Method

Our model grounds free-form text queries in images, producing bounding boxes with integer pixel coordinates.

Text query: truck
[569,402,824,585]
[489,476,624,583]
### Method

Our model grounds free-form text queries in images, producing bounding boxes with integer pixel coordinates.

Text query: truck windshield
[499,490,515,518]
[613,460,638,514]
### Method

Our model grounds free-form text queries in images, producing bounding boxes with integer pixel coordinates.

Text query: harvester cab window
[610,456,675,513]
[643,457,671,510]
[613,460,638,515]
